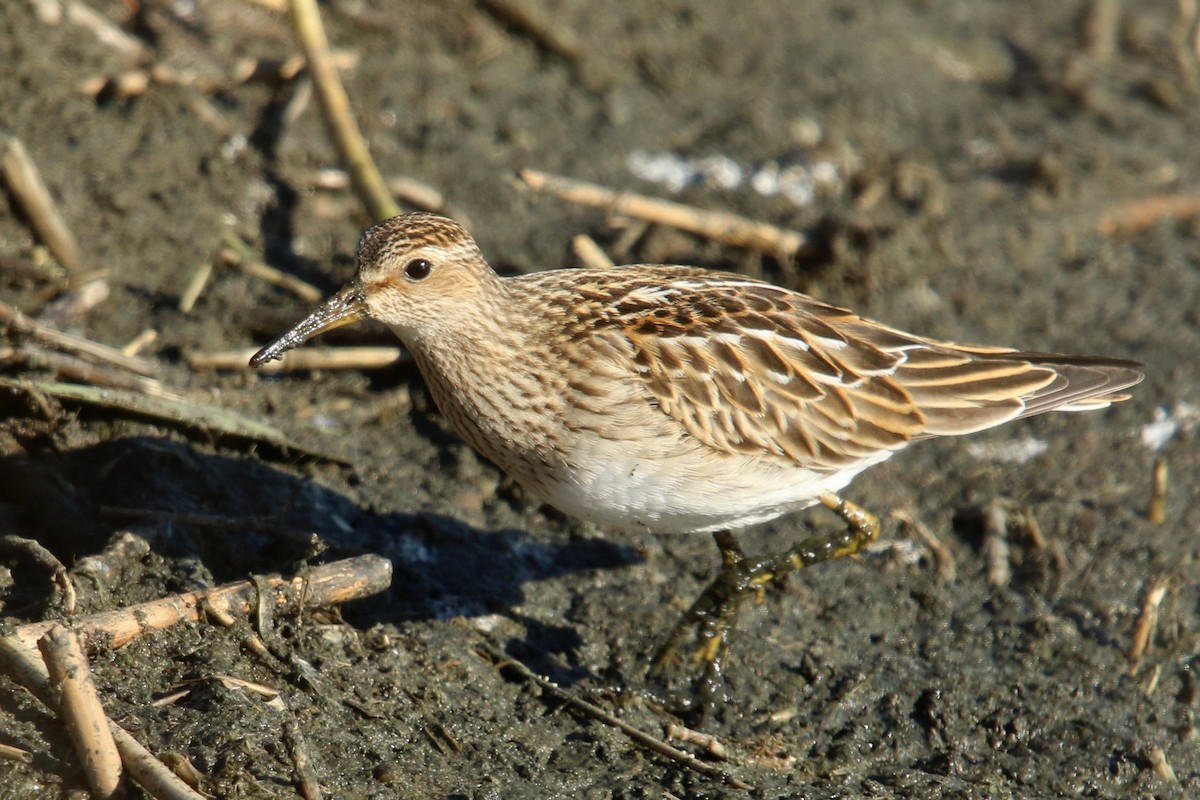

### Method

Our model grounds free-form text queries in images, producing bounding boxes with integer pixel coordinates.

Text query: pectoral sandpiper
[251,212,1143,705]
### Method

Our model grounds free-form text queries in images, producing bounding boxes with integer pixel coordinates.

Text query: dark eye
[404,258,433,281]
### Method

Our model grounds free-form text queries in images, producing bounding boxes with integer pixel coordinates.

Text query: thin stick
[12,343,174,399]
[287,0,400,222]
[478,0,611,89]
[1081,0,1120,60]
[64,0,148,58]
[121,329,158,357]
[1147,457,1168,524]
[521,169,809,261]
[38,625,124,799]
[479,0,582,61]
[665,723,729,760]
[1128,575,1171,675]
[13,555,393,653]
[0,636,206,800]
[177,260,213,313]
[188,346,404,373]
[220,229,323,303]
[1098,193,1200,237]
[304,169,465,220]
[890,510,957,582]
[1,136,82,276]
[1147,745,1178,783]
[0,299,158,377]
[477,642,751,790]
[283,718,323,800]
[571,234,615,269]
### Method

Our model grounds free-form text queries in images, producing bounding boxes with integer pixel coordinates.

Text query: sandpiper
[251,212,1143,702]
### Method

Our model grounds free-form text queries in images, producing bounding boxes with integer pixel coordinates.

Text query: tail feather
[1005,354,1143,420]
[898,348,1143,438]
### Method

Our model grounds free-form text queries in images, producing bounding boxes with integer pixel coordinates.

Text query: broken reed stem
[520,168,810,261]
[0,135,82,276]
[287,0,400,222]
[0,636,206,800]
[13,555,393,653]
[12,342,175,399]
[0,742,34,764]
[38,625,123,799]
[0,299,158,377]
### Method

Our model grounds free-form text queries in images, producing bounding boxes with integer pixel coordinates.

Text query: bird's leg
[648,492,880,714]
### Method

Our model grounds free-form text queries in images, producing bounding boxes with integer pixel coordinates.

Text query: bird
[250,212,1143,704]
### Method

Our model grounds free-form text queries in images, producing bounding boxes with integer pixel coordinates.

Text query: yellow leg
[648,493,881,714]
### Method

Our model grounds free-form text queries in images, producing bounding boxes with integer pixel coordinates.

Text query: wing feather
[542,266,1143,472]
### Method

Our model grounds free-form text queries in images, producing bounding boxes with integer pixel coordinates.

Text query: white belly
[532,436,889,534]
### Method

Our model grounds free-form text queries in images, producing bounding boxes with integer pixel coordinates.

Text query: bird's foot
[647,493,881,718]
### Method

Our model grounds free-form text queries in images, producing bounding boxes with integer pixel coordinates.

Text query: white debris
[625,149,843,208]
[964,437,1048,464]
[1141,401,1200,452]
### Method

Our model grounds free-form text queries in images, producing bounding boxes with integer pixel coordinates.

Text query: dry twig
[479,0,612,89]
[0,636,206,800]
[288,0,400,222]
[1147,457,1168,524]
[7,344,174,399]
[889,509,957,582]
[1081,0,1121,61]
[1,136,82,276]
[664,723,729,760]
[283,718,323,800]
[571,234,615,269]
[188,346,404,373]
[63,0,149,58]
[1098,193,1200,237]
[0,300,157,377]
[303,169,467,221]
[1128,575,1172,676]
[521,168,809,261]
[477,642,751,790]
[981,501,1011,588]
[1147,745,1178,783]
[220,229,324,303]
[13,555,392,653]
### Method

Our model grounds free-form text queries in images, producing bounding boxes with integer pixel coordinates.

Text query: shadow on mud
[0,435,638,634]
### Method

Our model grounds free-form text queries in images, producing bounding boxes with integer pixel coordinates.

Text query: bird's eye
[404,258,433,281]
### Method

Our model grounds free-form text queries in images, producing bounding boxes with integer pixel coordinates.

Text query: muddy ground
[1,1,1198,798]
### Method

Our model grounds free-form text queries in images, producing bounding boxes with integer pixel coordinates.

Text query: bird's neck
[395,295,563,470]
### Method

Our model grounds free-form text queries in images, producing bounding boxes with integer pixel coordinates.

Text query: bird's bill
[249,283,368,367]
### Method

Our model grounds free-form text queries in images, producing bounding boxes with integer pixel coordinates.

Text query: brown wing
[574,270,1141,471]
